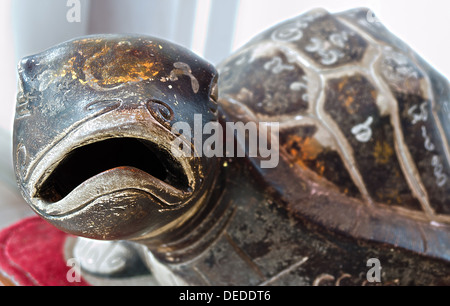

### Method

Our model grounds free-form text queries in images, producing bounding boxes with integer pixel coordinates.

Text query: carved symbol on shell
[312,273,353,286]
[263,57,295,74]
[431,155,448,188]
[408,102,428,125]
[271,21,306,42]
[351,116,374,143]
[408,101,449,188]
[421,126,435,152]
[305,38,338,66]
[289,75,309,101]
[304,32,350,66]
[382,48,420,82]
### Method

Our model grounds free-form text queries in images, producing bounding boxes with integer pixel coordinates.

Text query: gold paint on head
[59,39,164,89]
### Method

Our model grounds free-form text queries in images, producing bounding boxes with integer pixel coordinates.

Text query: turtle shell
[218,8,450,261]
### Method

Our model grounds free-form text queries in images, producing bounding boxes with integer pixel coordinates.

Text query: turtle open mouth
[36,137,190,204]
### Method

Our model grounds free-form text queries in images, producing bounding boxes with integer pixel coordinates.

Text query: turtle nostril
[20,57,39,77]
[25,59,34,72]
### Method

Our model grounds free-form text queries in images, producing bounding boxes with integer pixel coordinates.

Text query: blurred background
[0,0,449,228]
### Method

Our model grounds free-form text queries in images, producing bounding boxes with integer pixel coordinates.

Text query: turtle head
[13,34,220,242]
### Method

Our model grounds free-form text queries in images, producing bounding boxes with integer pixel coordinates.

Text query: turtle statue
[13,8,449,285]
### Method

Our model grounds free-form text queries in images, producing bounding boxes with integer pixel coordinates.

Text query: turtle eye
[147,99,174,128]
[19,57,41,82]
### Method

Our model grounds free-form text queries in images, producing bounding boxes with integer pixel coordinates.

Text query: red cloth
[0,216,90,286]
